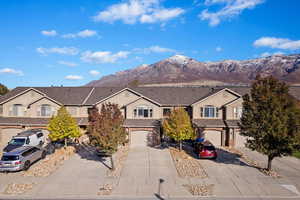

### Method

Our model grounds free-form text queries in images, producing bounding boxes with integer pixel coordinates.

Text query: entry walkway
[112,146,190,198]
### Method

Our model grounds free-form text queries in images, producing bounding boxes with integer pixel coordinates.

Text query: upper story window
[233,107,243,119]
[11,104,24,116]
[41,104,52,116]
[134,106,153,118]
[200,105,219,118]
[163,108,171,117]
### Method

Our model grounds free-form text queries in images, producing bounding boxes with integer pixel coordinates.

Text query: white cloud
[58,61,78,67]
[216,46,222,52]
[200,0,264,26]
[36,47,79,55]
[41,30,57,36]
[140,8,184,23]
[93,0,184,24]
[0,68,23,76]
[254,37,300,50]
[62,29,98,39]
[81,51,130,63]
[89,70,100,76]
[134,45,176,54]
[65,75,83,80]
[260,51,284,58]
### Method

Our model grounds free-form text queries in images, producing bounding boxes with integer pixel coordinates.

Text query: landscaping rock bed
[106,144,129,178]
[22,146,76,177]
[3,183,35,195]
[223,147,280,177]
[183,183,214,196]
[98,184,113,195]
[169,147,208,178]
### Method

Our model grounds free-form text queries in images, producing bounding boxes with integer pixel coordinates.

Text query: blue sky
[1,0,300,88]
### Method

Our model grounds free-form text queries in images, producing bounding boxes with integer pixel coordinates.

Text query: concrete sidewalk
[112,147,190,198]
[239,148,300,193]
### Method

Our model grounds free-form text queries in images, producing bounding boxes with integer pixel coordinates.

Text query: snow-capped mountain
[86,54,300,86]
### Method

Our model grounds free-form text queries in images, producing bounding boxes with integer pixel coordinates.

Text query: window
[134,106,153,118]
[0,105,3,115]
[41,104,52,116]
[200,105,218,118]
[163,108,171,117]
[37,132,44,138]
[11,104,24,116]
[234,107,243,119]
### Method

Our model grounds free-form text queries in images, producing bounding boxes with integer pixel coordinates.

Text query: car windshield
[204,146,215,151]
[9,138,26,145]
[1,155,19,161]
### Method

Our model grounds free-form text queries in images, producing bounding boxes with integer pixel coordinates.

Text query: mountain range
[86,54,300,87]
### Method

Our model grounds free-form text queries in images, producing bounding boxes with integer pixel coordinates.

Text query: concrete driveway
[0,148,111,198]
[112,146,190,198]
[198,148,300,197]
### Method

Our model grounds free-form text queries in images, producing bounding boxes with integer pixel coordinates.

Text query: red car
[194,141,217,159]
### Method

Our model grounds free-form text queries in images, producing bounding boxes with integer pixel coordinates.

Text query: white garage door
[0,128,23,154]
[235,132,247,148]
[204,130,222,146]
[130,131,150,148]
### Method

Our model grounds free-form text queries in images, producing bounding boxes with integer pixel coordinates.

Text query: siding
[226,98,243,120]
[192,90,239,119]
[126,98,161,119]
[3,90,44,117]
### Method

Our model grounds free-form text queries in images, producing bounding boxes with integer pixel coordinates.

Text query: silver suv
[0,146,46,172]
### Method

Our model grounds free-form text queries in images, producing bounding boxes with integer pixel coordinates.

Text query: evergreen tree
[48,106,81,146]
[239,76,300,170]
[163,108,195,151]
[0,83,9,95]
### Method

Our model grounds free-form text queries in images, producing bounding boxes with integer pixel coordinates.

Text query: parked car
[194,141,217,159]
[3,129,45,153]
[0,146,46,172]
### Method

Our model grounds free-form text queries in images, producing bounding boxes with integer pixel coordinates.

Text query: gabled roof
[131,87,212,106]
[190,88,241,106]
[0,87,94,105]
[0,87,41,104]
[34,87,93,105]
[84,87,125,105]
[28,96,62,107]
[1,85,299,107]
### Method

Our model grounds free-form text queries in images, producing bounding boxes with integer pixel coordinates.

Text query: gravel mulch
[106,144,129,178]
[3,183,35,195]
[169,147,208,178]
[223,147,280,177]
[22,146,76,177]
[183,183,214,196]
[98,184,113,195]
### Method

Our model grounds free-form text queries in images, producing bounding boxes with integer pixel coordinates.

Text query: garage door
[204,130,222,146]
[235,132,247,148]
[130,131,150,148]
[0,128,23,154]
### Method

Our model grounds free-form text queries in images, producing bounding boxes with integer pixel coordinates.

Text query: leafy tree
[48,106,81,146]
[88,103,127,169]
[239,76,300,170]
[0,83,9,95]
[163,108,195,151]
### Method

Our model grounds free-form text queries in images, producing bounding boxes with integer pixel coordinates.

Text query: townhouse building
[0,86,299,150]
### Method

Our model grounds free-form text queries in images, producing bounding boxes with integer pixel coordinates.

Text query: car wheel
[41,151,46,159]
[23,161,31,171]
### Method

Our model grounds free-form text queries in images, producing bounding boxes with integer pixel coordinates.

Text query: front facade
[1,86,300,150]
